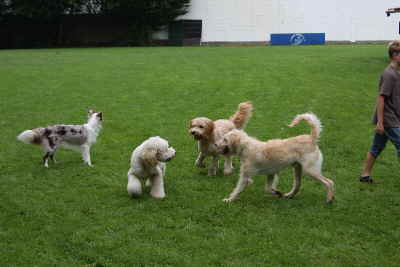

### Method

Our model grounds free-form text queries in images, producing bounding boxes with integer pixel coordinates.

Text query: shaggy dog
[215,113,335,203]
[188,101,253,176]
[17,110,103,168]
[127,136,176,199]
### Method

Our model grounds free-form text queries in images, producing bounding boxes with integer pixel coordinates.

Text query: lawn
[0,45,399,266]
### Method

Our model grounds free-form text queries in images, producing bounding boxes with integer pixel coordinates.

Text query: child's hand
[375,122,385,134]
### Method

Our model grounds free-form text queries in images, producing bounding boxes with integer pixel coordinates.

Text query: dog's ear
[87,109,95,118]
[204,120,214,138]
[142,148,158,166]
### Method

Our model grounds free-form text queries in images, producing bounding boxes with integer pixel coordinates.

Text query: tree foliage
[1,0,190,44]
[6,0,86,18]
[103,0,191,43]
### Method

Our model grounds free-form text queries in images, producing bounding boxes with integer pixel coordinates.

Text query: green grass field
[1,45,399,266]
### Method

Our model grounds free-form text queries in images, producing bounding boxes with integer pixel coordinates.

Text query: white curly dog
[215,113,335,203]
[127,136,176,199]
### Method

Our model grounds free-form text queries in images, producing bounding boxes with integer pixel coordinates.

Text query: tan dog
[215,113,334,203]
[189,101,253,176]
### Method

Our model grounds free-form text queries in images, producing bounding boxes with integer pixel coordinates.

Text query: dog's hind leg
[223,155,233,176]
[303,167,335,203]
[265,174,282,197]
[223,171,251,202]
[208,156,219,176]
[81,145,92,166]
[127,170,142,198]
[302,150,334,203]
[283,163,302,199]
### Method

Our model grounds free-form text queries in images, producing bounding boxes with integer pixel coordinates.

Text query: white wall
[179,0,400,42]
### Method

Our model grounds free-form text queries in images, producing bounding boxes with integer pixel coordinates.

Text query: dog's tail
[229,101,253,129]
[288,113,322,142]
[17,129,41,145]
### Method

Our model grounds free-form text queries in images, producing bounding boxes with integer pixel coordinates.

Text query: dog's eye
[199,125,204,129]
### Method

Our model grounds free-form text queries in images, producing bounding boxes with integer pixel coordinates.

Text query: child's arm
[376,95,385,134]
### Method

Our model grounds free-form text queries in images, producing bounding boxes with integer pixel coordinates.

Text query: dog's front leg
[223,171,251,202]
[43,152,50,168]
[208,156,218,176]
[50,154,57,164]
[41,138,55,168]
[195,152,206,168]
[150,166,166,199]
[147,163,165,188]
[223,155,233,176]
[81,145,92,166]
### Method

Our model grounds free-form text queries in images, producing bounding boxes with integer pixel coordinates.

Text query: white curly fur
[127,136,176,199]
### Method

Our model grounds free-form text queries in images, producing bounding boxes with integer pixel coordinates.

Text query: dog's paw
[283,194,294,199]
[195,161,206,168]
[223,169,233,176]
[151,193,166,199]
[326,196,335,204]
[272,190,283,198]
[208,168,217,176]
[223,197,234,203]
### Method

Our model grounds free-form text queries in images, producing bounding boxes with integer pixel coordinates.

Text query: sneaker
[359,176,377,184]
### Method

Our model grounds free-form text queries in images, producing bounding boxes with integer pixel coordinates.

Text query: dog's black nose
[223,146,230,154]
[190,131,195,135]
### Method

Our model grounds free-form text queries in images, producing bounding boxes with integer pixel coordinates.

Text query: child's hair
[388,40,400,58]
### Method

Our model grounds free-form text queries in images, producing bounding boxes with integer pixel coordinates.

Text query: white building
[167,0,400,44]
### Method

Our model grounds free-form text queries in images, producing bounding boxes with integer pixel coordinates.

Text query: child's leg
[385,128,400,159]
[361,132,388,178]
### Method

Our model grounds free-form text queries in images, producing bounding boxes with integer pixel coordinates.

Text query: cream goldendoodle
[188,101,253,176]
[215,113,335,203]
[127,136,176,199]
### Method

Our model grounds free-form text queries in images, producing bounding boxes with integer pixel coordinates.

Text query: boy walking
[360,41,400,183]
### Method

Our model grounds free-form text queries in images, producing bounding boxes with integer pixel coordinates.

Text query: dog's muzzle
[190,131,202,140]
[165,150,176,162]
[222,146,230,155]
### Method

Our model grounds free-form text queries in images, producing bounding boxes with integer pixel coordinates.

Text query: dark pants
[369,127,400,158]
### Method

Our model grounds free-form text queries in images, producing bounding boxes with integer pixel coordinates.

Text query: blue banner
[270,33,325,46]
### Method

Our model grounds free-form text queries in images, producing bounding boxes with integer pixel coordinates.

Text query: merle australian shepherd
[17,110,103,168]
